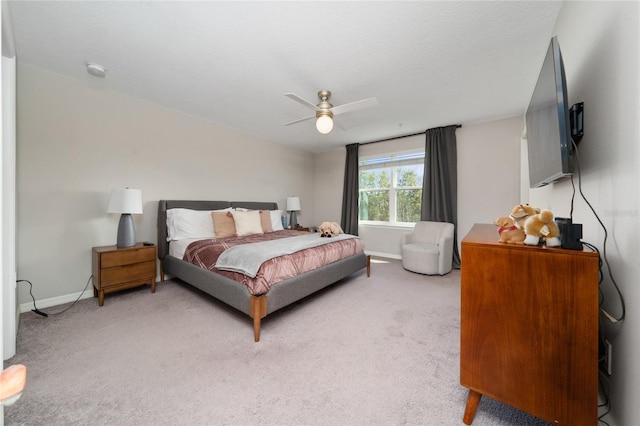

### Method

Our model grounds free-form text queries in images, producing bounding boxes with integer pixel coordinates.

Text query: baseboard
[19,289,95,313]
[19,275,164,313]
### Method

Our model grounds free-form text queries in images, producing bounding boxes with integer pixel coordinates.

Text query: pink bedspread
[183,230,364,295]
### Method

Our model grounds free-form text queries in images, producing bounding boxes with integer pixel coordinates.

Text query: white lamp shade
[107,188,143,214]
[316,115,333,134]
[286,196,301,211]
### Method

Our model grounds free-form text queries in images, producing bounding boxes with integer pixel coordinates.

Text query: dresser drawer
[100,260,156,287]
[100,246,155,268]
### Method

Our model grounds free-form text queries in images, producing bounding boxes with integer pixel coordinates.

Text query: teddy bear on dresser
[509,204,540,231]
[493,215,526,244]
[523,209,561,247]
[506,204,561,247]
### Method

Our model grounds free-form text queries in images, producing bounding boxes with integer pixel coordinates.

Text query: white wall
[2,54,16,361]
[528,2,639,425]
[457,116,522,242]
[312,147,345,227]
[2,0,18,363]
[313,117,523,258]
[16,64,315,305]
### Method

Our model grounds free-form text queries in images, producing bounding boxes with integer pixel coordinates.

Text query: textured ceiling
[6,1,562,152]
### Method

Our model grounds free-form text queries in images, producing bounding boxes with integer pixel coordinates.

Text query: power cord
[570,141,622,426]
[598,369,612,425]
[17,275,93,317]
[570,140,626,323]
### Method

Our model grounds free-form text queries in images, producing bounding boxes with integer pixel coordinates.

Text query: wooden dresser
[460,224,599,425]
[92,244,157,306]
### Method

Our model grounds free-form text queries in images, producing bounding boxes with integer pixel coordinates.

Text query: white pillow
[270,210,284,231]
[231,210,263,236]
[166,208,231,241]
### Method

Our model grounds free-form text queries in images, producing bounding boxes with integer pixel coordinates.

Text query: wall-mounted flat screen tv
[525,36,573,188]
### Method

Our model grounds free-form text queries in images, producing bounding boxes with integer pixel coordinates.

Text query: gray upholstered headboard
[157,200,279,260]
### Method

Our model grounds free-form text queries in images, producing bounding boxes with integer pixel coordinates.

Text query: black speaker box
[556,217,583,250]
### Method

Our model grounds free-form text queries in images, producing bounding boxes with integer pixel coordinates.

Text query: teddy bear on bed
[523,209,561,247]
[493,215,526,244]
[319,221,343,238]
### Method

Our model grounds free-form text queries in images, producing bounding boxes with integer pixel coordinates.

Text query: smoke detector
[86,62,106,78]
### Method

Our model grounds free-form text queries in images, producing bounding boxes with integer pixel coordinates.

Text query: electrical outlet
[604,339,613,375]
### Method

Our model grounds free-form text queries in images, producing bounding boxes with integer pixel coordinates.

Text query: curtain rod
[359,124,461,146]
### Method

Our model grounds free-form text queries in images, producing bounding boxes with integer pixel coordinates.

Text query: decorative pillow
[167,207,233,241]
[231,210,263,236]
[166,208,231,241]
[270,210,284,231]
[259,210,273,232]
[212,211,237,239]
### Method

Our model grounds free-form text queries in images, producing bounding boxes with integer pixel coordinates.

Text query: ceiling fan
[283,90,378,134]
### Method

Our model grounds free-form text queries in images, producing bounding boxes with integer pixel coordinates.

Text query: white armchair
[401,221,454,275]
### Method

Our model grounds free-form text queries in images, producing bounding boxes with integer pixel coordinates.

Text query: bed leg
[367,255,371,277]
[160,261,165,282]
[250,295,267,342]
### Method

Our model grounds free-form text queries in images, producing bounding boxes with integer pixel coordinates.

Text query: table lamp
[107,188,143,247]
[286,196,301,229]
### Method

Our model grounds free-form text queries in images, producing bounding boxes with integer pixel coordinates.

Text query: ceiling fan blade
[331,97,378,116]
[333,117,347,131]
[284,93,319,111]
[283,114,316,126]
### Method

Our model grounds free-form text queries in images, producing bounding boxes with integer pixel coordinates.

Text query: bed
[157,200,370,342]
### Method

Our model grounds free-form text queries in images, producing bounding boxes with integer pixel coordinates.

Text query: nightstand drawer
[101,260,155,287]
[101,247,155,268]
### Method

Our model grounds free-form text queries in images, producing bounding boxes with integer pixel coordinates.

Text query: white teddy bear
[319,221,343,237]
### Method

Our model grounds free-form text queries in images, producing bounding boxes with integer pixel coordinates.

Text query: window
[359,151,424,226]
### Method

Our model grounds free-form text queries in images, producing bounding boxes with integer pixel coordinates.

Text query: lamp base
[116,214,136,247]
[289,211,297,229]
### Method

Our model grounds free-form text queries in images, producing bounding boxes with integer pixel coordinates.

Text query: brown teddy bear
[509,204,540,231]
[493,215,526,244]
[319,221,343,237]
[523,209,561,247]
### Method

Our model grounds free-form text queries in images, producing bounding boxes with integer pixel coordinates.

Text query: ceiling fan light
[316,114,333,134]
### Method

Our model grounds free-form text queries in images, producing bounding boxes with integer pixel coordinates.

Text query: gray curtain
[422,125,460,268]
[341,143,359,235]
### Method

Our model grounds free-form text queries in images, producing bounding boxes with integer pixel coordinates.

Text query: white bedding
[169,238,202,259]
[215,233,355,278]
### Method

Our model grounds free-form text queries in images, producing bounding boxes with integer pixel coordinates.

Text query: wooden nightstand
[92,244,157,306]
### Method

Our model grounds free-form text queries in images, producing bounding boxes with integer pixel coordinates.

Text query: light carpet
[4,257,547,425]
